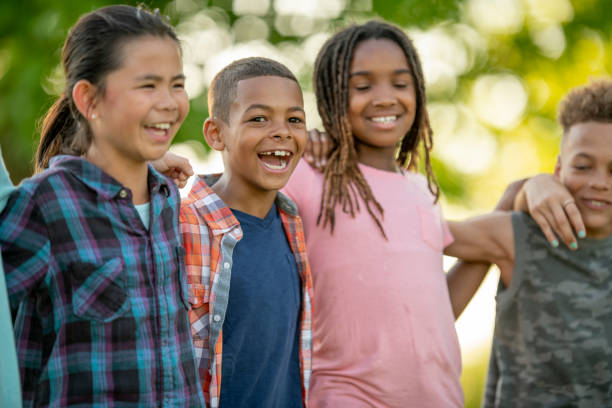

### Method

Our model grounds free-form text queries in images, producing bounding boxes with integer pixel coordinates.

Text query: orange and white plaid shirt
[179,175,313,408]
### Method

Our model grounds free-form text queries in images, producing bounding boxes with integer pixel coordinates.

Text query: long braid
[314,20,438,238]
[396,45,440,202]
[315,26,386,238]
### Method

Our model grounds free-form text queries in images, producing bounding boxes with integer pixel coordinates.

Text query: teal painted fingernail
[551,240,559,248]
[578,230,586,239]
[570,242,578,250]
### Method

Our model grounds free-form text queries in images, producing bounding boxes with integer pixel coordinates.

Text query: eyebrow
[135,74,186,81]
[245,104,305,114]
[349,68,413,78]
[572,152,612,166]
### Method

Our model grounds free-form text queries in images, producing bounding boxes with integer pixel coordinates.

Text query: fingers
[550,202,577,249]
[303,132,316,168]
[318,131,329,168]
[304,129,329,172]
[166,153,194,177]
[531,209,560,248]
[173,177,188,189]
[166,167,190,188]
[564,201,586,239]
[522,173,585,250]
[531,198,587,250]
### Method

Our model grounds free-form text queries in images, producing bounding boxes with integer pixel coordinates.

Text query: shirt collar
[48,155,171,200]
[185,174,298,233]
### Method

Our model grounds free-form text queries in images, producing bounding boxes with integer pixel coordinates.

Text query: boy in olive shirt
[446,80,612,407]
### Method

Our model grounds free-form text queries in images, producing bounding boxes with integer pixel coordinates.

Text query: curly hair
[313,20,438,238]
[558,79,612,134]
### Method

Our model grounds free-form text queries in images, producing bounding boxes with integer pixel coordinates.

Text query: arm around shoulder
[445,211,514,266]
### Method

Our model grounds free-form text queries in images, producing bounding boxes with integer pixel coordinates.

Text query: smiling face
[555,121,612,238]
[347,38,417,170]
[217,75,306,197]
[88,35,188,170]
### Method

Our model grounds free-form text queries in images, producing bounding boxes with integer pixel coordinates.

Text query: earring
[90,113,97,120]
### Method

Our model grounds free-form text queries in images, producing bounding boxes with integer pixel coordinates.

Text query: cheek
[294,130,307,153]
[348,94,365,117]
[560,175,584,195]
[178,95,190,119]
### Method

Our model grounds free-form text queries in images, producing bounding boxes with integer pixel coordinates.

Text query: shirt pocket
[417,205,443,252]
[70,258,130,322]
[175,246,190,310]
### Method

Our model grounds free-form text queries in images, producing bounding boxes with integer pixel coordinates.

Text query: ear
[72,79,97,120]
[554,155,562,179]
[203,118,226,152]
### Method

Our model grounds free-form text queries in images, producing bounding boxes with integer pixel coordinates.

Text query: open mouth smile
[369,115,398,124]
[258,150,293,171]
[582,198,612,210]
[144,122,173,139]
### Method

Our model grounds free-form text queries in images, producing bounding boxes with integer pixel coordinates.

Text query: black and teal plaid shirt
[1,155,204,407]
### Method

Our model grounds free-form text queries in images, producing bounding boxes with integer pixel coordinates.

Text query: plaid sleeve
[0,186,51,311]
[179,204,213,403]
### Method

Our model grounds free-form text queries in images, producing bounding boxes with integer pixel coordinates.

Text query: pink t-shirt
[283,160,463,408]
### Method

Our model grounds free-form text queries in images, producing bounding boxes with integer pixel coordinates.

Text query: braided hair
[313,20,439,238]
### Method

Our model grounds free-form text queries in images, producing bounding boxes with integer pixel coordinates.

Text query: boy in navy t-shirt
[179,57,313,408]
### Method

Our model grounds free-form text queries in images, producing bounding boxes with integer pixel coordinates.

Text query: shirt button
[119,189,128,199]
[223,262,230,269]
[213,315,221,322]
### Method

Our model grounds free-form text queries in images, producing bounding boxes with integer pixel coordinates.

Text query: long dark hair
[313,20,438,238]
[35,5,179,172]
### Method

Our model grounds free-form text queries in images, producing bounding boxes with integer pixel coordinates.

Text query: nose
[372,84,397,108]
[589,170,611,191]
[271,119,292,140]
[156,87,179,112]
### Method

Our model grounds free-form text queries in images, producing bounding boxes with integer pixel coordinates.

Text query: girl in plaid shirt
[0,5,204,407]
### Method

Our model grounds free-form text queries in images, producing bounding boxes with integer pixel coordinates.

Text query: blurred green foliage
[0,0,612,407]
[1,3,611,404]
[2,1,610,204]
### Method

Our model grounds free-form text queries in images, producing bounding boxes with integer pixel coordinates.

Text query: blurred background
[1,0,611,405]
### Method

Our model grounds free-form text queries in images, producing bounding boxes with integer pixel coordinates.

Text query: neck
[211,174,277,219]
[585,225,612,240]
[356,144,401,173]
[85,146,150,205]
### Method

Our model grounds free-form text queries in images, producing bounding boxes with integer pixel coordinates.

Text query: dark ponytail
[35,5,179,172]
[36,95,79,172]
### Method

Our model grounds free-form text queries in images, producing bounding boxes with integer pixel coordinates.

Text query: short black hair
[208,57,299,123]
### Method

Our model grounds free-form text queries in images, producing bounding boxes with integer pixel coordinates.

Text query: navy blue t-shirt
[219,204,302,408]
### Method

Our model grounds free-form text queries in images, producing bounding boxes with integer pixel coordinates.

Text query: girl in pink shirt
[282,20,494,407]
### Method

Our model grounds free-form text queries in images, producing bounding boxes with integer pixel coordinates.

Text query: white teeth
[263,159,287,170]
[370,116,397,124]
[260,151,290,157]
[149,123,170,130]
[588,200,607,207]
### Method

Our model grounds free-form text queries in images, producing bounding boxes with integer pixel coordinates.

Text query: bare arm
[446,260,492,319]
[446,179,523,319]
[445,213,513,263]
